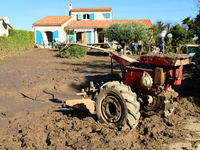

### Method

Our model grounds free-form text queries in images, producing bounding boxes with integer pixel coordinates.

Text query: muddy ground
[0,48,200,150]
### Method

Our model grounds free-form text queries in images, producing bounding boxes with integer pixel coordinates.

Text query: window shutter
[78,13,82,20]
[90,13,94,20]
[53,30,58,41]
[36,30,42,44]
[69,35,75,42]
[106,13,110,19]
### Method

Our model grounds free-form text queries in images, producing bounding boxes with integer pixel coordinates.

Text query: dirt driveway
[0,48,200,150]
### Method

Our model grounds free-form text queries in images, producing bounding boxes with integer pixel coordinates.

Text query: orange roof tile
[33,16,72,26]
[135,19,153,27]
[66,19,153,29]
[70,7,112,12]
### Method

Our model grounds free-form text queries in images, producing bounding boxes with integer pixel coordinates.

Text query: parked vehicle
[180,44,199,62]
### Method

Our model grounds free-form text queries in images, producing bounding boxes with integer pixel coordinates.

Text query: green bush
[64,28,75,35]
[0,29,34,57]
[60,45,86,59]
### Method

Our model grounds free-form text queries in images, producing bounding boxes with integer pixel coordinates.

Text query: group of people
[131,40,143,55]
[131,40,167,55]
[150,41,167,53]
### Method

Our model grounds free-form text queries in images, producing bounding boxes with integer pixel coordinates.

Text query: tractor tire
[94,81,140,130]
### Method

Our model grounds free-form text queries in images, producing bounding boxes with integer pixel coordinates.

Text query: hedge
[0,29,34,57]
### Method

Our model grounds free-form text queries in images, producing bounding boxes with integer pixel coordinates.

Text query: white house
[32,16,72,47]
[32,3,153,46]
[0,17,13,36]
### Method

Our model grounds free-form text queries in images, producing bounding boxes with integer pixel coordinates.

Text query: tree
[152,21,172,46]
[64,28,75,35]
[152,21,168,35]
[182,0,200,43]
[182,15,200,43]
[103,21,150,55]
[194,0,200,10]
[152,21,194,49]
[168,24,194,46]
[194,15,200,42]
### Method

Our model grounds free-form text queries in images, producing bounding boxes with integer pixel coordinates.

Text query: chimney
[69,3,72,10]
[69,3,72,16]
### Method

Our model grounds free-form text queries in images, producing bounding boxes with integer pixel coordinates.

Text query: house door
[81,33,88,44]
[86,32,92,44]
[76,32,82,42]
[98,32,104,43]
[46,31,53,43]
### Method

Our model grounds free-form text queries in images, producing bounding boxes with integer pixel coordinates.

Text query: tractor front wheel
[94,81,140,130]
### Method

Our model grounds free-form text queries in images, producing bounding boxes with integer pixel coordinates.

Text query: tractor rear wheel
[94,81,140,130]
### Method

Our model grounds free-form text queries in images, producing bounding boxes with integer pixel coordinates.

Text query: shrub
[60,45,86,59]
[0,29,34,57]
[64,28,75,35]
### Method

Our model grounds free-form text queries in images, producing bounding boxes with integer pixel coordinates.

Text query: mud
[0,48,200,150]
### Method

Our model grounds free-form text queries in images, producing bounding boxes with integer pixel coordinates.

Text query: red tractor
[90,53,192,129]
[83,52,191,130]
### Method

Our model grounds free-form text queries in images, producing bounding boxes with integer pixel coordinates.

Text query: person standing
[131,40,137,54]
[158,42,166,53]
[137,40,143,55]
[150,41,155,51]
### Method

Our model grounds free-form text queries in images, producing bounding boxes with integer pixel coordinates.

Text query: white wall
[33,26,65,43]
[0,20,9,36]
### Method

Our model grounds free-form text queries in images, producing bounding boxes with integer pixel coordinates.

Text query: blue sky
[1,0,199,31]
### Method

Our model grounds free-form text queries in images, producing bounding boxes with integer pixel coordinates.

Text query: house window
[102,13,106,19]
[102,13,110,19]
[83,14,90,20]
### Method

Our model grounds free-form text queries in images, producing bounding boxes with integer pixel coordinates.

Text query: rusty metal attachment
[76,81,98,98]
